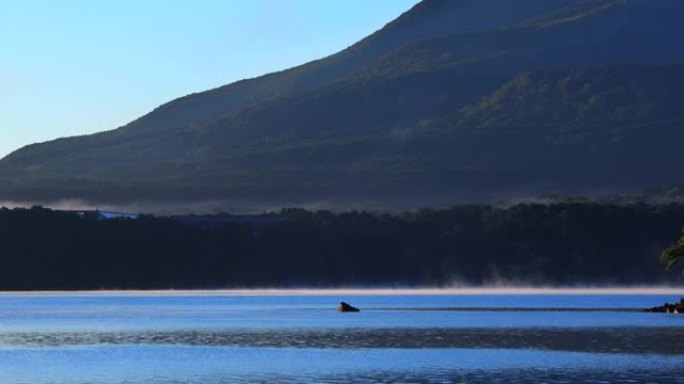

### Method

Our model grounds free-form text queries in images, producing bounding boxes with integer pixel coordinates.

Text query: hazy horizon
[1,287,683,296]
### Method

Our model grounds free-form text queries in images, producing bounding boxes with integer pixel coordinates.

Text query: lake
[0,290,682,383]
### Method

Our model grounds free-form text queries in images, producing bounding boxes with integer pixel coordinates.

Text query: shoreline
[0,287,682,296]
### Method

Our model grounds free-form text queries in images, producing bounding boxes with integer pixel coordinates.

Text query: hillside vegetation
[1,0,684,210]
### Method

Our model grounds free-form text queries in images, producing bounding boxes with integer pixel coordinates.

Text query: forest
[4,0,684,210]
[0,203,683,290]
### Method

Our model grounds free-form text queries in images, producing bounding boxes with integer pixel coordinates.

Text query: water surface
[0,291,682,383]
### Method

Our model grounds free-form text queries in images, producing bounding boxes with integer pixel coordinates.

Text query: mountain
[2,0,684,211]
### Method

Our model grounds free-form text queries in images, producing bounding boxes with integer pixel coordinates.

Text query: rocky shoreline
[645,298,684,313]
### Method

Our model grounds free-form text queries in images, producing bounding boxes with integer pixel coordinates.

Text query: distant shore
[0,287,682,296]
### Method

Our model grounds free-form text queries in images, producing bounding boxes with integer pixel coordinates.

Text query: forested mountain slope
[1,0,683,210]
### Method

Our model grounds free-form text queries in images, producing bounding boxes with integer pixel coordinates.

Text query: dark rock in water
[338,301,360,312]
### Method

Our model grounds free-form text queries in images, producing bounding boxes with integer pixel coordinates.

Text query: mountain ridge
[2,0,684,211]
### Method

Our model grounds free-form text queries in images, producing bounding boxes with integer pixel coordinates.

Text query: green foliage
[661,228,684,274]
[454,65,684,140]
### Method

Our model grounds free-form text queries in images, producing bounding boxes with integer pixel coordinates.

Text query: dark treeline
[0,203,683,290]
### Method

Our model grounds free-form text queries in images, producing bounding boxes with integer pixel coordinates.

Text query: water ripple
[1,327,682,354]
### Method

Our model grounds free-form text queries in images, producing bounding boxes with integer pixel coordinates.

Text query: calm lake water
[0,291,683,383]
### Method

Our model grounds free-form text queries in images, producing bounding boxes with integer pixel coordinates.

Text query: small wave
[1,327,682,355]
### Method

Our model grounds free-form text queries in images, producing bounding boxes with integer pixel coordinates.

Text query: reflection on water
[0,346,683,384]
[0,293,682,383]
[1,327,683,354]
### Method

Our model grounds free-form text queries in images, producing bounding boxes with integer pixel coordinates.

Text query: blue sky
[0,0,418,158]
